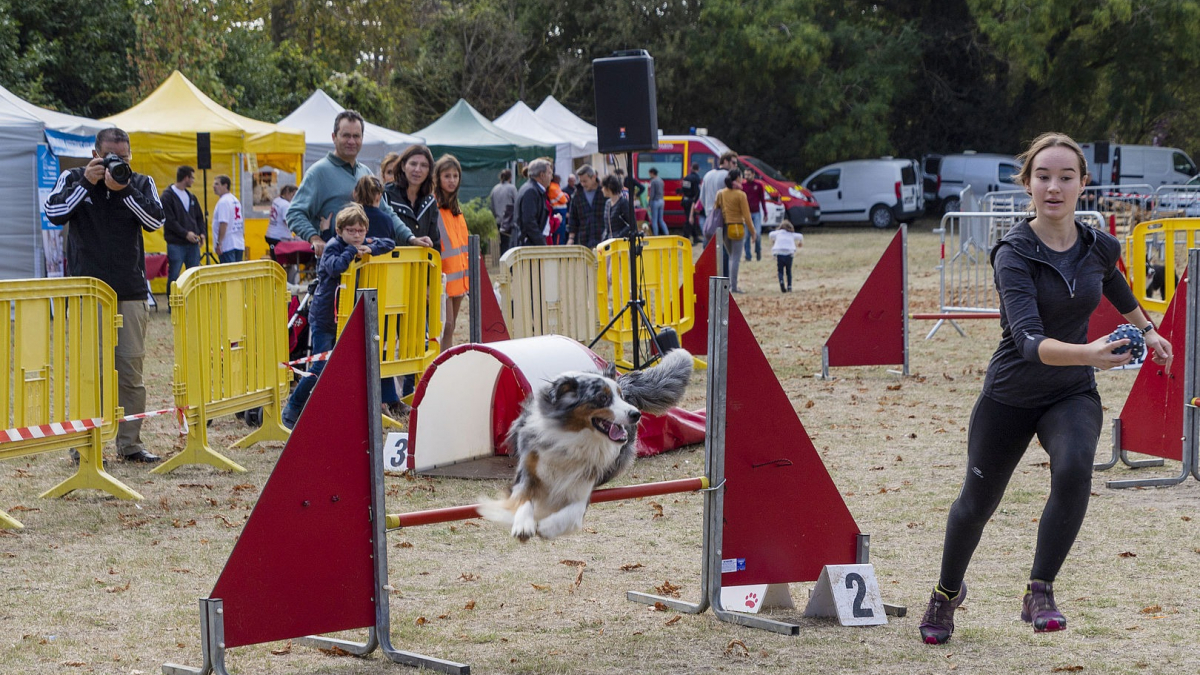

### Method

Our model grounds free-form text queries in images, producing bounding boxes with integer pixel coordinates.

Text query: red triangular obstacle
[824,229,905,368]
[1115,271,1188,461]
[681,241,717,356]
[722,294,861,585]
[210,301,376,648]
[479,253,511,343]
[1087,295,1145,342]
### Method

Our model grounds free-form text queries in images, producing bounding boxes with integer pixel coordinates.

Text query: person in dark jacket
[514,157,552,246]
[679,163,701,243]
[601,174,634,240]
[384,145,438,250]
[161,165,207,295]
[281,203,395,428]
[567,165,607,248]
[44,127,166,463]
[918,132,1174,646]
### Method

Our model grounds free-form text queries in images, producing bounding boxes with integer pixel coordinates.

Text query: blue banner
[37,144,60,231]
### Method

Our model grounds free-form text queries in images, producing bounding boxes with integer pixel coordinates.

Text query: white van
[935,153,1021,213]
[801,158,922,228]
[1081,143,1196,188]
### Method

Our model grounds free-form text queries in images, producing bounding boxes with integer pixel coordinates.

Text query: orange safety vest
[438,208,470,297]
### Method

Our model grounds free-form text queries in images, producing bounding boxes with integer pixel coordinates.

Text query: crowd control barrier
[155,262,292,474]
[595,235,695,370]
[0,278,141,528]
[166,282,886,674]
[337,246,443,390]
[928,210,1106,338]
[491,245,598,341]
[1125,218,1200,313]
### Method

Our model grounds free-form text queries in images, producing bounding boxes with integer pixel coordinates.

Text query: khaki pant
[115,300,148,455]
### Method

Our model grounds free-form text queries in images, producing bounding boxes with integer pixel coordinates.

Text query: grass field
[2,219,1198,674]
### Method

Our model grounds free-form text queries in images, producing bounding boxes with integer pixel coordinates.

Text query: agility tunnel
[407,335,705,475]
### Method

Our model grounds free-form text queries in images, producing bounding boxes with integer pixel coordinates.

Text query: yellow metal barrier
[493,245,599,341]
[1127,218,1200,314]
[0,278,141,528]
[155,261,292,474]
[336,247,443,385]
[595,235,695,370]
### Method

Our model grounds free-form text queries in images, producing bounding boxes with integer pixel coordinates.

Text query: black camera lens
[103,153,133,184]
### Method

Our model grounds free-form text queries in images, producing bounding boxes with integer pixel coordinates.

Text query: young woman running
[919,132,1173,644]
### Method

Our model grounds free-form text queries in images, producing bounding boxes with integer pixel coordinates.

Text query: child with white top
[769,221,804,292]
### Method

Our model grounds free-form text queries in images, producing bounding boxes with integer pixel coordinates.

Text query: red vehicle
[738,155,821,227]
[632,135,730,230]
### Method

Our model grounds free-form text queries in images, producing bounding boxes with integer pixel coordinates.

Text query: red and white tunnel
[408,335,704,473]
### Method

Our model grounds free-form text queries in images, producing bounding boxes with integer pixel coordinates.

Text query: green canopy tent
[416,99,554,202]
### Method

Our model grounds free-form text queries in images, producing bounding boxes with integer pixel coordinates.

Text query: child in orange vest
[434,155,471,350]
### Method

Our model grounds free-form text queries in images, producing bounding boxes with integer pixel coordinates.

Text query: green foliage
[7,0,1200,176]
[462,197,498,252]
[1,0,138,116]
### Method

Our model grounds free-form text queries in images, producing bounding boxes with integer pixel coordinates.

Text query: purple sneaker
[1021,580,1066,632]
[919,582,966,645]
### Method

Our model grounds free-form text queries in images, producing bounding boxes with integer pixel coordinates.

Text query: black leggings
[938,390,1102,589]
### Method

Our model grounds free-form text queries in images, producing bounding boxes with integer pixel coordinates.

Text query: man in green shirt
[286,110,428,254]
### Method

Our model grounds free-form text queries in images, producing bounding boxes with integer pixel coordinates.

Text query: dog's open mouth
[592,417,628,442]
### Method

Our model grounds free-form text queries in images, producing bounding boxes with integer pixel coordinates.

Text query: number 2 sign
[803,564,887,626]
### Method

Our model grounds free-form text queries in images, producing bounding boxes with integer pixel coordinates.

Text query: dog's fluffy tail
[617,348,693,415]
[476,496,516,525]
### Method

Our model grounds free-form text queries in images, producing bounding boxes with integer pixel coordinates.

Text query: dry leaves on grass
[1051,667,1084,672]
[213,514,238,528]
[464,600,476,610]
[562,560,587,590]
[724,639,749,657]
[231,483,256,492]
[655,580,682,598]
[171,519,197,528]
[105,582,131,594]
[270,641,292,655]
[1118,552,1138,558]
[620,563,644,572]
[664,615,681,626]
[318,645,353,656]
[649,502,664,519]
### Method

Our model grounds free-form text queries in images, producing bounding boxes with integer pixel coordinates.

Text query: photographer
[44,127,166,463]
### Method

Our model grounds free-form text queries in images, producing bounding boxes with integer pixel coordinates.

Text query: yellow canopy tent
[103,71,305,271]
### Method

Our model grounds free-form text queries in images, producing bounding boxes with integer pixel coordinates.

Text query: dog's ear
[601,361,618,381]
[546,375,579,405]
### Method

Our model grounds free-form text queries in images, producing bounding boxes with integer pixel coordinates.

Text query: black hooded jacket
[983,219,1138,407]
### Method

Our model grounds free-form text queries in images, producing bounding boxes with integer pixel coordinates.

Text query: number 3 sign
[803,564,887,626]
[382,432,409,473]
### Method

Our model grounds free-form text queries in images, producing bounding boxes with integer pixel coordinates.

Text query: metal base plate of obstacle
[167,280,895,674]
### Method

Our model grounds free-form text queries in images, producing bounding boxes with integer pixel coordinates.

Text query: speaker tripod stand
[199,168,218,265]
[588,225,674,372]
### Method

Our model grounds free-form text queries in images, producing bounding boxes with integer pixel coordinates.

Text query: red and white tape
[0,406,190,445]
[283,350,332,378]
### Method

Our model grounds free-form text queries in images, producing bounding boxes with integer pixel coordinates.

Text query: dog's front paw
[512,503,537,542]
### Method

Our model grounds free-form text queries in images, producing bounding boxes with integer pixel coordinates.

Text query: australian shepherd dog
[478,348,694,541]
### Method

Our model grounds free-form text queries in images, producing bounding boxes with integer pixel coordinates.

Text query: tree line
[4,0,1200,180]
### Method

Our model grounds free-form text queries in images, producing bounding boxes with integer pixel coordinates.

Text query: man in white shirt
[267,184,297,247]
[699,150,740,219]
[212,174,245,263]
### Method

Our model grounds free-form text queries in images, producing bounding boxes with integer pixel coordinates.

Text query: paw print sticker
[744,592,758,608]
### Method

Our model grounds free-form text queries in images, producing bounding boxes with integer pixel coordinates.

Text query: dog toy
[1107,323,1146,361]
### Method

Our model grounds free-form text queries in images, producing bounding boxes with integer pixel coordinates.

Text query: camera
[102,153,133,185]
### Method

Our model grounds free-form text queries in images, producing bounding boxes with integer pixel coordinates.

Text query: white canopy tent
[493,101,584,177]
[533,96,599,157]
[0,84,113,278]
[279,89,423,172]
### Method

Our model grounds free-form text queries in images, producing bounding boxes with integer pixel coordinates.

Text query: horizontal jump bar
[909,313,1000,320]
[385,476,709,530]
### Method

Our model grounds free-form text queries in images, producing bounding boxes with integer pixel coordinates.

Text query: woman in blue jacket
[919,133,1173,644]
